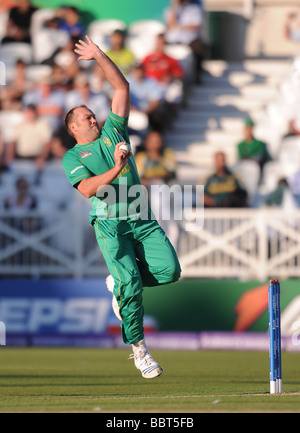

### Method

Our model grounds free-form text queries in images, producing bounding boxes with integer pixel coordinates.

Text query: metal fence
[1,206,300,280]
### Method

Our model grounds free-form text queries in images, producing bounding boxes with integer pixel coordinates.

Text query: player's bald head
[65,105,92,137]
[65,105,101,144]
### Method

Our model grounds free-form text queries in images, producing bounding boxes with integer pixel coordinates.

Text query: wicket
[268,279,282,394]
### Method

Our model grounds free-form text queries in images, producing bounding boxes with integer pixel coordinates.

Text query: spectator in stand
[4,176,40,236]
[5,104,52,173]
[32,14,70,64]
[164,0,204,84]
[284,11,300,43]
[135,130,177,187]
[47,123,77,160]
[22,75,65,132]
[237,118,271,173]
[142,33,184,84]
[89,63,113,100]
[4,176,37,211]
[42,36,77,68]
[265,178,292,208]
[127,62,165,132]
[53,38,81,84]
[51,64,72,92]
[204,151,248,208]
[142,33,184,120]
[135,130,178,245]
[105,29,136,76]
[284,114,300,137]
[0,59,29,110]
[55,6,85,39]
[1,0,37,44]
[65,72,110,127]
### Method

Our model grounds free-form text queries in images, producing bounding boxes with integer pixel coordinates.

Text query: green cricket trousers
[95,217,181,344]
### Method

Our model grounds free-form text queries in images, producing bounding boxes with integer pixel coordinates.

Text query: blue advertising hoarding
[0,279,118,346]
[0,279,158,347]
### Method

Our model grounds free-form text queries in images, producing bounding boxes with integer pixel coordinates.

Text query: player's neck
[76,133,101,145]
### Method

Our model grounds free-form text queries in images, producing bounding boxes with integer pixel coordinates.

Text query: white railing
[179,208,300,280]
[1,206,300,280]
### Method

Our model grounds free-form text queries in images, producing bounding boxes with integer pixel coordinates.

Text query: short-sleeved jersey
[135,148,177,181]
[62,110,145,224]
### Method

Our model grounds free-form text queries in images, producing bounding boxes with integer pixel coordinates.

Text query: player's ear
[69,122,77,136]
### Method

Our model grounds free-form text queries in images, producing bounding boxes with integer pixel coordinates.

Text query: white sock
[132,339,147,354]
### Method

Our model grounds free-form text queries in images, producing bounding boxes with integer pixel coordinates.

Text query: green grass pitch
[0,347,300,413]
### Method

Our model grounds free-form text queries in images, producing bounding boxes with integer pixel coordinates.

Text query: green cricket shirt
[237,138,270,162]
[62,110,143,224]
[204,170,244,206]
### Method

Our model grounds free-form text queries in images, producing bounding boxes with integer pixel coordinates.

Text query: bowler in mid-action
[62,36,181,378]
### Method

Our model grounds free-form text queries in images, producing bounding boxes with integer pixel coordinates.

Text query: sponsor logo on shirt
[70,165,84,174]
[103,137,112,147]
[116,163,130,179]
[79,151,93,159]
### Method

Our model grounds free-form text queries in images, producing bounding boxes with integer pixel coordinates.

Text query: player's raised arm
[74,35,130,118]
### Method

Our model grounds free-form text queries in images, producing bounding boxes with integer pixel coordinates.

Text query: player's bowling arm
[77,167,121,198]
[74,36,130,118]
[77,143,131,198]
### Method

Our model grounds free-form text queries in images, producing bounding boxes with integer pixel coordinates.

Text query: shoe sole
[136,363,164,379]
[142,368,163,379]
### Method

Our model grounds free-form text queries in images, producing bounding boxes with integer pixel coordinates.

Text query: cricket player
[62,36,181,379]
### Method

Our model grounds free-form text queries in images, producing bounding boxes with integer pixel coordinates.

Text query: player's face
[71,107,101,143]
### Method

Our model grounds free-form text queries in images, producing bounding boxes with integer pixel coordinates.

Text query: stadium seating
[30,8,56,35]
[128,20,166,39]
[31,27,70,63]
[128,110,149,134]
[25,64,52,83]
[127,19,166,60]
[0,43,33,66]
[87,19,127,52]
[164,44,193,74]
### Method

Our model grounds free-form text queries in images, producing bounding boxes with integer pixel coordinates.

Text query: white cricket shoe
[106,275,122,321]
[129,347,163,379]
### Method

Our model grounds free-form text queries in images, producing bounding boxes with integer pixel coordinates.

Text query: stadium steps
[165,59,292,184]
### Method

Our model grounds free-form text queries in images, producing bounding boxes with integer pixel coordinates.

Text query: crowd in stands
[0,0,204,215]
[2,0,300,219]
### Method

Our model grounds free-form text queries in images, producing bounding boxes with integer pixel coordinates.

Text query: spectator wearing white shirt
[165,0,204,84]
[127,62,167,132]
[284,11,300,43]
[65,72,110,127]
[5,104,52,172]
[22,76,65,132]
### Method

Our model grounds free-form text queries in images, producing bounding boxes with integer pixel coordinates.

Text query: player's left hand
[74,35,101,61]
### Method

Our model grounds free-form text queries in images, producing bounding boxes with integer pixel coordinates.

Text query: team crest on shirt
[79,151,93,158]
[103,137,112,147]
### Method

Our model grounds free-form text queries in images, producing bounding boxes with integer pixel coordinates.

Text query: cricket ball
[120,143,129,154]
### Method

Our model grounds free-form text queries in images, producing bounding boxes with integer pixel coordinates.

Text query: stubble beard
[90,125,101,142]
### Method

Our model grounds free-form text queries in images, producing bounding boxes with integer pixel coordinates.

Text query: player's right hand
[114,142,132,172]
[74,35,101,61]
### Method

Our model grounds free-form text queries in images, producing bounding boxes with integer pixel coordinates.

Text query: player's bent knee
[164,262,181,284]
